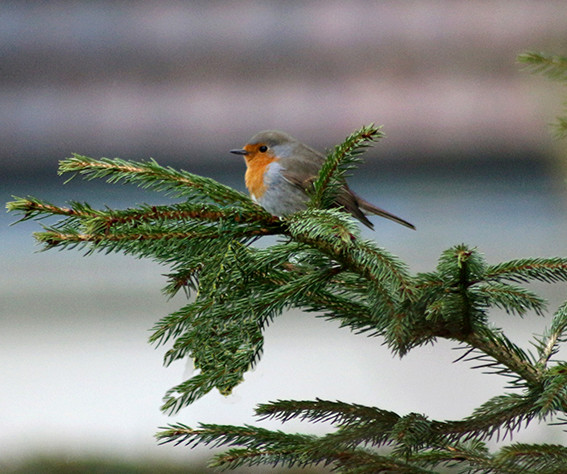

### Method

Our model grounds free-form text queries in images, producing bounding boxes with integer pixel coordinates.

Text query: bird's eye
[259,145,268,153]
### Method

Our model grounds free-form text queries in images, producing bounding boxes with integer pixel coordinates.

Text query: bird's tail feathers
[357,198,415,230]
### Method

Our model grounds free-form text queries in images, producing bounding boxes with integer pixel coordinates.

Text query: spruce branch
[59,154,257,207]
[536,301,567,367]
[485,257,567,284]
[7,122,567,471]
[257,399,430,452]
[494,443,567,473]
[155,239,381,413]
[8,198,283,265]
[156,423,433,473]
[518,51,567,81]
[254,396,544,464]
[439,391,540,442]
[256,398,400,428]
[157,423,316,450]
[286,209,411,296]
[475,282,546,317]
[409,247,547,385]
[303,288,380,336]
[518,51,567,138]
[322,450,433,474]
[405,441,567,473]
[7,196,99,223]
[405,440,494,473]
[534,364,567,418]
[457,326,539,386]
[413,245,488,340]
[211,446,432,473]
[310,124,384,210]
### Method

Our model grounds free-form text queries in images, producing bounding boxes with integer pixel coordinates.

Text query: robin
[230,130,414,230]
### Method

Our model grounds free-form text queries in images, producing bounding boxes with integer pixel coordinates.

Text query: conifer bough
[7,121,567,472]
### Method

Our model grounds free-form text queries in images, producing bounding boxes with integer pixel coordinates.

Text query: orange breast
[245,154,277,199]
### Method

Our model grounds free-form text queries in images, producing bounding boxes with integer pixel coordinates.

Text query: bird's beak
[230,148,248,156]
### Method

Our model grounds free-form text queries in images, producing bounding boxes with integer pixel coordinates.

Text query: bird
[230,130,414,230]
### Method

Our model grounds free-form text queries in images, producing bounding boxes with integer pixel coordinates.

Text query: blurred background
[3,1,567,472]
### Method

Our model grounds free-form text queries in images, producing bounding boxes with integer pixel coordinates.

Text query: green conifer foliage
[7,55,567,471]
[518,51,567,139]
